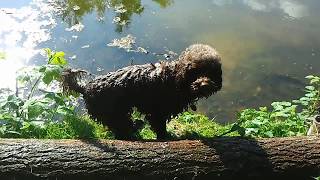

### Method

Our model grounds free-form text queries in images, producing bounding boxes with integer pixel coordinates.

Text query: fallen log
[0,137,320,180]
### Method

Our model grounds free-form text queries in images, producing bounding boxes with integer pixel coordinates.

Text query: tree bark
[1,137,320,180]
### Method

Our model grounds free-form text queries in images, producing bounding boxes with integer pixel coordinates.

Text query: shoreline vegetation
[0,49,319,140]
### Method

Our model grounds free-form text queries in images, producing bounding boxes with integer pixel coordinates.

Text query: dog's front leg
[147,114,169,140]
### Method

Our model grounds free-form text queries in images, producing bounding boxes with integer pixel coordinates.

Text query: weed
[229,75,320,138]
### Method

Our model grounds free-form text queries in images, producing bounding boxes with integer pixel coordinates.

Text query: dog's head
[175,44,222,99]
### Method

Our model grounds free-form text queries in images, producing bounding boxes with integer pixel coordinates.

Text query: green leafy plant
[0,49,112,139]
[229,75,320,138]
[294,75,320,118]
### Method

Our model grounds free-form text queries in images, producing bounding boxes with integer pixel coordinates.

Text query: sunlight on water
[0,0,55,89]
[212,0,309,19]
[0,49,27,89]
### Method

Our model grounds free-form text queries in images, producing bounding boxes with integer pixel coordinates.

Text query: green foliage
[45,115,112,139]
[134,111,236,140]
[167,112,237,139]
[138,124,157,140]
[0,50,64,136]
[235,104,306,138]
[130,109,234,140]
[231,75,320,138]
[0,48,113,139]
[1,115,112,139]
[131,108,157,140]
[294,75,320,118]
[313,176,320,180]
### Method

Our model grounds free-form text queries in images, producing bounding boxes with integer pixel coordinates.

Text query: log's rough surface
[0,137,320,180]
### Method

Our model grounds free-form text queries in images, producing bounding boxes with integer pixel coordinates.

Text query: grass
[1,115,112,139]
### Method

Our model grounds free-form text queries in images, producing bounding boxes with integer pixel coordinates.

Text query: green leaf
[3,95,24,111]
[42,74,54,85]
[41,65,63,85]
[306,75,315,79]
[251,119,263,126]
[49,57,67,65]
[310,78,320,84]
[48,52,67,66]
[22,99,51,120]
[21,121,31,130]
[56,106,74,116]
[45,92,65,106]
[259,107,267,112]
[264,131,274,138]
[55,51,65,57]
[271,102,284,111]
[306,86,315,91]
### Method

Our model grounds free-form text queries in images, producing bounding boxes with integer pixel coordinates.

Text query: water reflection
[152,0,173,8]
[0,0,174,89]
[0,1,56,89]
[110,0,144,32]
[50,0,173,33]
[50,0,108,26]
[212,0,309,19]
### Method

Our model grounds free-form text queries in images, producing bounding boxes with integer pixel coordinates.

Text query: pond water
[0,0,319,122]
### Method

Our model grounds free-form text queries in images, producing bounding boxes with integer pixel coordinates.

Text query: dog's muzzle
[190,76,216,98]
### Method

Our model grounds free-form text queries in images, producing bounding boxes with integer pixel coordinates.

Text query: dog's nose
[200,80,209,87]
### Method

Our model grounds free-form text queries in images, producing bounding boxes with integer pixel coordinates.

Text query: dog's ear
[178,44,221,65]
[175,44,221,78]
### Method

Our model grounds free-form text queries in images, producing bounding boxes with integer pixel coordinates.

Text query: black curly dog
[62,44,222,139]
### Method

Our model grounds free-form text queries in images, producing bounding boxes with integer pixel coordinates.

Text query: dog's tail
[61,68,87,95]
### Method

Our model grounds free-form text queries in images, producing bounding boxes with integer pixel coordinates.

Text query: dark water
[0,0,319,122]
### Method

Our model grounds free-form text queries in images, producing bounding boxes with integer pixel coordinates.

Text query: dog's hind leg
[147,114,169,140]
[101,113,136,140]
